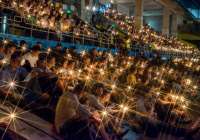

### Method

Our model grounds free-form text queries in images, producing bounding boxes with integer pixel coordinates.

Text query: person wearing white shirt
[21,45,40,67]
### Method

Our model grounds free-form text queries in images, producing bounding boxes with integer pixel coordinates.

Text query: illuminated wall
[144,16,162,32]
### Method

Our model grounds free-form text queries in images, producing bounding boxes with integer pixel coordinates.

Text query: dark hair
[47,55,55,62]
[73,83,85,95]
[39,53,47,61]
[20,40,27,46]
[32,45,41,51]
[11,51,21,60]
[92,83,104,96]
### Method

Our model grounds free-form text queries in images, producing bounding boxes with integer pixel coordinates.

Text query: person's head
[31,45,41,56]
[55,43,62,51]
[72,83,85,97]
[67,60,75,69]
[6,43,17,55]
[36,59,47,69]
[20,40,27,47]
[37,53,47,68]
[92,83,104,97]
[10,51,21,69]
[47,55,56,67]
[99,90,111,104]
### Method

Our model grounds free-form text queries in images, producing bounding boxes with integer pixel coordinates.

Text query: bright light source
[101,110,108,117]
[81,50,86,56]
[92,6,96,12]
[120,104,129,113]
[78,69,82,73]
[99,69,105,75]
[182,105,187,109]
[85,75,90,80]
[86,6,90,10]
[180,96,185,102]
[9,81,15,88]
[193,85,197,89]
[161,80,165,84]
[111,84,116,90]
[2,59,7,64]
[3,39,8,44]
[127,86,131,90]
[47,48,51,53]
[123,106,129,112]
[9,113,16,119]
[156,92,160,96]
[22,46,26,51]
[68,70,73,75]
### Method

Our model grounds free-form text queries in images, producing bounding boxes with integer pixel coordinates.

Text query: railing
[0,16,113,48]
[0,17,199,59]
[0,9,199,58]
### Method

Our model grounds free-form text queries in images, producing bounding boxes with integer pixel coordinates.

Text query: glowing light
[58,68,65,74]
[78,69,82,73]
[81,50,86,56]
[2,59,7,64]
[111,84,116,90]
[92,6,96,12]
[182,105,187,109]
[47,48,51,53]
[127,86,131,91]
[119,68,123,73]
[85,75,90,80]
[101,110,108,117]
[156,92,160,96]
[99,69,105,75]
[193,85,197,89]
[86,6,90,10]
[68,70,74,75]
[9,81,16,88]
[3,39,8,44]
[171,94,176,99]
[120,104,129,113]
[9,113,16,120]
[22,46,26,51]
[13,1,17,6]
[180,96,185,102]
[161,80,165,84]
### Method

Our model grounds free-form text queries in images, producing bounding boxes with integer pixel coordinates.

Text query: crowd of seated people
[0,38,199,140]
[1,0,199,55]
[103,9,199,53]
[0,0,111,46]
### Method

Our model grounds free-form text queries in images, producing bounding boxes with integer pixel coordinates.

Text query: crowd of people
[1,0,199,56]
[0,38,199,140]
[103,9,199,53]
[0,0,111,46]
[0,0,199,140]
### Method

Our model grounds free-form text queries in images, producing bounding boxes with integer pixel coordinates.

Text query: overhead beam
[143,9,163,16]
[155,0,184,15]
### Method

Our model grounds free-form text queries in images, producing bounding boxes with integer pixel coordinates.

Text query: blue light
[2,16,7,33]
[98,3,111,13]
[105,3,111,9]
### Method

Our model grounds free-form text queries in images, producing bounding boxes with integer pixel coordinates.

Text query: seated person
[83,83,106,111]
[23,58,57,107]
[55,83,92,138]
[21,45,40,67]
[0,51,28,97]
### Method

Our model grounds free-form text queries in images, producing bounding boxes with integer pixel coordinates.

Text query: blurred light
[92,6,96,12]
[9,113,16,119]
